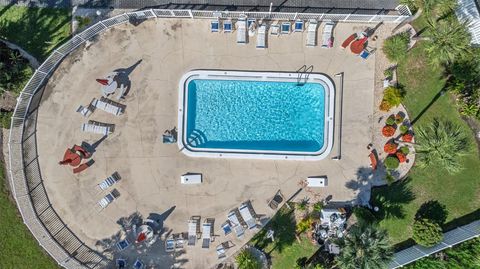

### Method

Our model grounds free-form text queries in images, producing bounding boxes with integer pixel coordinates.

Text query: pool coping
[177,70,335,160]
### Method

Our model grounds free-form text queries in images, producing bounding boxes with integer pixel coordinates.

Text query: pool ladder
[296,65,313,86]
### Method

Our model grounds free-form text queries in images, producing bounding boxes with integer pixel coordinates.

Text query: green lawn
[0,5,71,60]
[0,163,59,269]
[250,206,319,269]
[371,41,480,244]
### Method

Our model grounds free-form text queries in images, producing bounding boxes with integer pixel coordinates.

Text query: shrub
[412,218,443,247]
[385,115,396,126]
[236,248,262,269]
[396,152,407,163]
[0,111,12,129]
[313,201,323,212]
[395,113,405,124]
[402,132,414,143]
[380,100,391,112]
[382,125,396,137]
[400,124,409,134]
[382,32,410,62]
[381,86,406,111]
[385,171,396,185]
[384,142,398,154]
[75,16,92,30]
[384,68,394,79]
[296,198,309,211]
[385,155,400,169]
[296,217,314,234]
[399,146,410,155]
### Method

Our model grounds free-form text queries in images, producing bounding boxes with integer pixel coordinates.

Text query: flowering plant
[382,125,396,137]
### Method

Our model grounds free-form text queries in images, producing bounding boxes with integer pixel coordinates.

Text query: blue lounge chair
[222,221,232,235]
[116,239,130,251]
[223,20,233,33]
[281,22,291,34]
[133,259,144,269]
[294,20,304,32]
[116,259,126,269]
[360,47,376,60]
[211,20,220,32]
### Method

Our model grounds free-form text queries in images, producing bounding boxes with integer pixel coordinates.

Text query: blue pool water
[185,79,326,152]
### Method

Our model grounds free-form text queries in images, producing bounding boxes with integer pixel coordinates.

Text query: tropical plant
[353,207,377,225]
[385,115,396,125]
[424,19,472,66]
[385,155,400,169]
[384,68,394,80]
[415,119,468,173]
[313,201,323,212]
[380,86,406,111]
[383,32,410,62]
[384,142,398,154]
[382,125,396,137]
[336,224,393,269]
[399,146,410,155]
[296,217,313,234]
[236,248,262,269]
[412,218,443,247]
[400,124,409,134]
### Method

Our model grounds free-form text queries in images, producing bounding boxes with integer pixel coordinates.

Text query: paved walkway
[35,19,386,268]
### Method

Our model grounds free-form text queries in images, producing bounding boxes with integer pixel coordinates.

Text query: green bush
[296,198,309,211]
[74,16,91,30]
[0,112,12,129]
[383,32,410,62]
[385,115,396,126]
[384,69,394,79]
[400,125,409,134]
[385,171,396,185]
[412,218,443,247]
[399,146,410,155]
[313,201,323,212]
[236,249,262,269]
[382,86,406,109]
[384,156,400,170]
[296,217,313,234]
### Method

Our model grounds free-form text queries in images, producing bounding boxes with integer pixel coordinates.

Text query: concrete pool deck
[36,18,384,268]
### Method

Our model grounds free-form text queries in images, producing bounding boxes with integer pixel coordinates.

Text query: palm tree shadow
[251,207,296,255]
[410,87,445,126]
[370,178,416,219]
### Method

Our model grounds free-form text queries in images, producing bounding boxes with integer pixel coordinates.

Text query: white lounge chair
[223,20,233,33]
[216,244,226,259]
[306,19,318,47]
[98,192,115,210]
[188,219,199,246]
[211,19,220,32]
[227,211,245,237]
[294,19,304,32]
[202,223,212,248]
[236,18,247,44]
[81,120,114,135]
[321,21,335,48]
[270,23,280,36]
[165,236,175,252]
[98,172,120,191]
[239,204,256,229]
[256,25,266,49]
[92,97,124,116]
[281,22,291,34]
[76,101,95,117]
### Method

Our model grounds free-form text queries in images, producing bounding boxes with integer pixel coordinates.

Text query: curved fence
[7,9,409,269]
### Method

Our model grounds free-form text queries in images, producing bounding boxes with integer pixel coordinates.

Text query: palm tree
[336,225,393,269]
[393,0,456,33]
[236,248,261,269]
[424,19,472,66]
[415,119,468,173]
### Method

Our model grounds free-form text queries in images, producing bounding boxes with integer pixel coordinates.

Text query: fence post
[343,13,351,22]
[368,14,377,23]
[151,9,157,18]
[170,10,175,17]
[188,9,193,18]
[294,12,298,20]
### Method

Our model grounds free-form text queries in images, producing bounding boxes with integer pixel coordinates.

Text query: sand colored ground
[36,18,386,268]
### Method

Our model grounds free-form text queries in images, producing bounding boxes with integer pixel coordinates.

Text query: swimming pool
[178,70,335,160]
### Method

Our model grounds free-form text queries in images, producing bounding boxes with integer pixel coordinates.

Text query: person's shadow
[113,59,142,99]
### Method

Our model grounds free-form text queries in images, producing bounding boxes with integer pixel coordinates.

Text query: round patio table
[350,37,368,54]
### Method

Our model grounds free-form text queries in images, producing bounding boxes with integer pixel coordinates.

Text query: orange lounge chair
[341,33,357,49]
[369,151,378,170]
